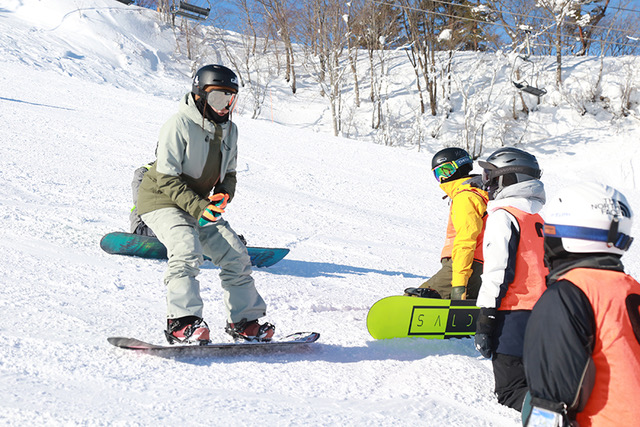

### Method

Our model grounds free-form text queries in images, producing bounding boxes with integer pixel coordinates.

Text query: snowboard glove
[474,307,497,359]
[474,333,492,359]
[198,193,229,226]
[463,175,484,189]
[450,286,467,300]
[404,287,442,299]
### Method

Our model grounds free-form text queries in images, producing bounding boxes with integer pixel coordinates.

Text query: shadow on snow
[127,337,478,366]
[238,258,423,279]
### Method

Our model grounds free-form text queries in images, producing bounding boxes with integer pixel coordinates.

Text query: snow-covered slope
[0,1,638,425]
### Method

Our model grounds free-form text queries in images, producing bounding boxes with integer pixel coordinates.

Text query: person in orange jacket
[405,147,488,300]
[522,182,640,427]
[474,147,547,412]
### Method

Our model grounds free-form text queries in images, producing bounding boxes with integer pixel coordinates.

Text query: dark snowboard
[100,231,289,268]
[108,332,320,354]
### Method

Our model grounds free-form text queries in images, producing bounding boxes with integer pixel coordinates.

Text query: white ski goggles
[206,89,238,112]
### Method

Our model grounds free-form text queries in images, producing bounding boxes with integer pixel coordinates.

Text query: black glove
[450,286,467,300]
[474,308,497,359]
[474,333,492,358]
[404,287,442,299]
[463,175,484,189]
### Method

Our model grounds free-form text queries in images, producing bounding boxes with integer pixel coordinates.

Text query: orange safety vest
[440,187,488,262]
[559,268,640,427]
[496,206,547,311]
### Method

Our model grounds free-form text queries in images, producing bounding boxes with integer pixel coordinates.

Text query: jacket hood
[489,179,546,213]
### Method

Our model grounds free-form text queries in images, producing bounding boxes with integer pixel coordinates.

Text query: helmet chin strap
[484,176,503,200]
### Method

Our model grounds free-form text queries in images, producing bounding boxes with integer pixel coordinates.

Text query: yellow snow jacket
[438,177,488,288]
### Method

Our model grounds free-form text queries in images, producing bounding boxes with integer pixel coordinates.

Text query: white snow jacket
[476,179,547,356]
[476,180,546,309]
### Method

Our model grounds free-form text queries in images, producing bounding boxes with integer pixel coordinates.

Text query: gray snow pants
[141,207,267,323]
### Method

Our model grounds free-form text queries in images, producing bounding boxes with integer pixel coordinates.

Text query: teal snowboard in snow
[100,231,289,268]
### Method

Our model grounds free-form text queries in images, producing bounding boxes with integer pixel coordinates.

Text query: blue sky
[180,0,640,37]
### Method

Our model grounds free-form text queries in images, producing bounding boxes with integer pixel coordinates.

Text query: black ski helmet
[192,64,239,99]
[431,147,473,182]
[479,147,541,198]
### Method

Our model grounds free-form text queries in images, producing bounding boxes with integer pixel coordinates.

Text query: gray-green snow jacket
[137,92,238,221]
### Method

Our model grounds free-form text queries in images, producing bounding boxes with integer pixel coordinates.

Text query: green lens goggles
[432,156,471,182]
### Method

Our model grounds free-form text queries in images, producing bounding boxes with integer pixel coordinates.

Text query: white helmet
[543,182,633,255]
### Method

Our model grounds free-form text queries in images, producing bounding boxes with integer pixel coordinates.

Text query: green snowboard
[367,296,479,339]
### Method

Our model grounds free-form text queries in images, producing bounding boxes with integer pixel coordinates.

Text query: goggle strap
[456,156,472,167]
[544,223,633,250]
[432,156,472,172]
[485,165,541,181]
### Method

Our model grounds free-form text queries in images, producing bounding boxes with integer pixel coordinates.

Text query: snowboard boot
[404,287,442,299]
[165,316,210,345]
[225,318,275,342]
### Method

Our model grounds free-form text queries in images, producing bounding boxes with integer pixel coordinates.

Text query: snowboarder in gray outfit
[136,64,274,344]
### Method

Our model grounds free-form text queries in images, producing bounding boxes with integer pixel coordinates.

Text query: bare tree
[580,5,640,56]
[396,2,426,115]
[156,0,173,23]
[487,0,547,48]
[452,54,501,158]
[170,13,210,62]
[352,1,398,129]
[536,0,577,87]
[255,0,298,93]
[217,0,275,119]
[397,0,440,116]
[344,1,361,108]
[299,0,351,136]
[570,0,611,55]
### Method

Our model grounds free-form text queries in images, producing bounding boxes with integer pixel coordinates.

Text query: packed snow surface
[0,1,639,425]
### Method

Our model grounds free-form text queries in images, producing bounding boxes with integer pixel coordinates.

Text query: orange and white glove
[198,193,229,226]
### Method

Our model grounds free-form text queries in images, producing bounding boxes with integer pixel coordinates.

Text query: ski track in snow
[1,1,639,426]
